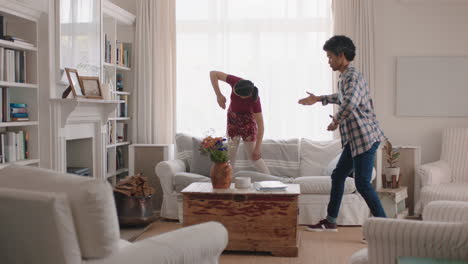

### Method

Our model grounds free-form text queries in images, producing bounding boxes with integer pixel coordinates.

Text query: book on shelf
[118,95,128,117]
[0,130,28,163]
[116,122,127,142]
[0,47,26,83]
[253,181,288,191]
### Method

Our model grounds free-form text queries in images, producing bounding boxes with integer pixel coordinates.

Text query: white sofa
[415,128,468,215]
[350,201,468,264]
[0,165,228,264]
[156,134,376,225]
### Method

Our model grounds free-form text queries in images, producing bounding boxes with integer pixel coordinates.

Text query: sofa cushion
[234,171,293,183]
[300,138,342,176]
[174,172,211,192]
[0,187,81,264]
[293,176,356,194]
[190,137,213,176]
[0,165,120,259]
[235,138,300,177]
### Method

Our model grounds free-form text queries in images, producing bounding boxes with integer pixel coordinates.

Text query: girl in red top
[209,71,270,174]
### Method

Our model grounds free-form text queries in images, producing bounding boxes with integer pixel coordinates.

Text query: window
[176,0,333,140]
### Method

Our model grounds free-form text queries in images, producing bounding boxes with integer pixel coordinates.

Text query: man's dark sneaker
[306,219,338,232]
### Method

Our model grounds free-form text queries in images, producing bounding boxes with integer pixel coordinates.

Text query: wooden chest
[182,182,300,257]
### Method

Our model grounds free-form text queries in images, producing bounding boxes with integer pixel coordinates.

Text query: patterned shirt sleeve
[321,93,340,105]
[334,75,361,123]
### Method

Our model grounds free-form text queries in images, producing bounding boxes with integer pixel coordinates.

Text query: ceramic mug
[235,177,251,189]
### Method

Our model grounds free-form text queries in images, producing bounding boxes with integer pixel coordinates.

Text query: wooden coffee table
[181,182,300,257]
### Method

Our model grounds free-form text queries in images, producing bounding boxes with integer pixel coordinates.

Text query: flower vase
[210,162,233,189]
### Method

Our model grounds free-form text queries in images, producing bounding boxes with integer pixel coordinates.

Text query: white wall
[374,0,468,164]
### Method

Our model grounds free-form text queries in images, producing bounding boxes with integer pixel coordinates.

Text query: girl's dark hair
[323,35,356,61]
[234,79,258,101]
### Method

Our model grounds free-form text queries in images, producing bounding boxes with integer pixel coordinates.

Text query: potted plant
[200,136,232,189]
[383,141,401,184]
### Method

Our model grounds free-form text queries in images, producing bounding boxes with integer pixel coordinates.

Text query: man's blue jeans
[327,142,386,222]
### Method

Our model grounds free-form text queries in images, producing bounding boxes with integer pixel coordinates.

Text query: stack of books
[253,181,288,191]
[10,103,28,121]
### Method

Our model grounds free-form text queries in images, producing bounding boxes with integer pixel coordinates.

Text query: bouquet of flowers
[200,136,229,163]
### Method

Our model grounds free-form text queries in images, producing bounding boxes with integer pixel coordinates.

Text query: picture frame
[80,76,103,99]
[64,68,85,98]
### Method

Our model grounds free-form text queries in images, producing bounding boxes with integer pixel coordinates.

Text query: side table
[377,186,408,218]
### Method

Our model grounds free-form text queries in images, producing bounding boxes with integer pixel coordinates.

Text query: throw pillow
[299,138,342,176]
[235,138,300,177]
[190,137,212,177]
[323,153,341,176]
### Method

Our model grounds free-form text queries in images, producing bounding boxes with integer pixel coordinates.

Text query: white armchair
[350,201,468,264]
[0,165,228,264]
[415,128,468,215]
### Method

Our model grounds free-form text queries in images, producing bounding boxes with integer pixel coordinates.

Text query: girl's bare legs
[243,141,271,174]
[227,137,241,169]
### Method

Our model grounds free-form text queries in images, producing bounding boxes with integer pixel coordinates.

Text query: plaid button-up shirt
[321,66,386,157]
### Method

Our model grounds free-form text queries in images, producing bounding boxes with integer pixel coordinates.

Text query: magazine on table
[254,181,288,191]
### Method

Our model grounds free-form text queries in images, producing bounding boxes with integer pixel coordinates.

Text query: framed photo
[65,68,85,97]
[80,76,103,99]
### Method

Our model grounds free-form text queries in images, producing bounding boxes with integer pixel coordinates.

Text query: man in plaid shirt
[299,35,387,233]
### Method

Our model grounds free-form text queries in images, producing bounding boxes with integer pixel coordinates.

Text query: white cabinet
[102,0,135,185]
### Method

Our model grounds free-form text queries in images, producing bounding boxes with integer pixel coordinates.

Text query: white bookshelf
[0,6,41,167]
[102,0,135,185]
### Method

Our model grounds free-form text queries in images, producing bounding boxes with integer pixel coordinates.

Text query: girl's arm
[209,71,228,109]
[252,112,265,160]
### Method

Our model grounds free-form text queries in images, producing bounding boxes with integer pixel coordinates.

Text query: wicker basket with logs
[113,174,157,226]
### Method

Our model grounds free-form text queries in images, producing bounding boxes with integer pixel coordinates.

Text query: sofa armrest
[155,159,187,195]
[423,201,468,223]
[88,222,228,264]
[418,160,452,187]
[364,218,468,264]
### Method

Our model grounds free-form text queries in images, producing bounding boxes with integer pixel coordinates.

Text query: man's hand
[217,94,226,109]
[298,92,320,105]
[327,115,339,131]
[252,148,261,161]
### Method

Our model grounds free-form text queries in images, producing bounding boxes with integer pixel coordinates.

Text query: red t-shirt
[225,74,262,113]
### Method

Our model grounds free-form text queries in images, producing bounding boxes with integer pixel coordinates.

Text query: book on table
[254,181,288,191]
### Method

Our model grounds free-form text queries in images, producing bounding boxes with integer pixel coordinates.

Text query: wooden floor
[135,220,366,264]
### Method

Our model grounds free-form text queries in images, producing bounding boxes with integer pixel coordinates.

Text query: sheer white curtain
[176,0,333,140]
[135,0,176,144]
[332,0,375,98]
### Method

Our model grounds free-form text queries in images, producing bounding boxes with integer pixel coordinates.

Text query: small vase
[210,162,233,189]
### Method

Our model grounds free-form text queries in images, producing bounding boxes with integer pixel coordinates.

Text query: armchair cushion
[85,222,228,264]
[363,218,468,264]
[419,160,452,187]
[174,172,211,192]
[0,165,120,259]
[423,200,468,222]
[175,133,194,170]
[418,183,468,214]
[0,187,81,264]
[190,137,213,176]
